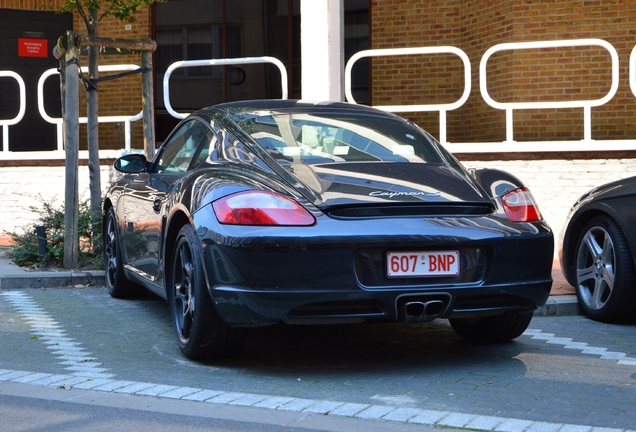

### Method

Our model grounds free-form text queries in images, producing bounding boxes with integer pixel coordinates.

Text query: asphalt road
[1,286,635,431]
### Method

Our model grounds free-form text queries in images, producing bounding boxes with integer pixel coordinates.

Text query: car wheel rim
[174,240,195,341]
[105,216,118,287]
[576,226,616,311]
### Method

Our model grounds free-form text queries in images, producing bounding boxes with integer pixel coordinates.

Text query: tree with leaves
[58,0,158,248]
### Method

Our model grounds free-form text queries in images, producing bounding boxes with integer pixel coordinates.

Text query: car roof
[195,99,406,123]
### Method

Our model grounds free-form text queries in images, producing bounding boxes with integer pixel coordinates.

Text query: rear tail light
[212,190,316,226]
[501,188,543,222]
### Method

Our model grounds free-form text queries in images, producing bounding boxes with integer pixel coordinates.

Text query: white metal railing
[2,41,636,159]
[480,39,619,144]
[345,46,471,144]
[163,56,288,119]
[0,71,26,152]
[630,44,636,99]
[345,38,633,152]
[38,64,144,152]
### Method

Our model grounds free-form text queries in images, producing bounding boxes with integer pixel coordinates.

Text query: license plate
[387,250,460,277]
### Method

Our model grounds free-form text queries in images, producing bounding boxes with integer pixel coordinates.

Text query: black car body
[104,100,554,359]
[559,175,636,322]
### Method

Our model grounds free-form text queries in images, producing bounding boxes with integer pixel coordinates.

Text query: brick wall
[77,6,151,151]
[370,0,463,140]
[370,0,636,143]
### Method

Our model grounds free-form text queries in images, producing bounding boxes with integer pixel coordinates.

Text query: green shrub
[4,196,102,269]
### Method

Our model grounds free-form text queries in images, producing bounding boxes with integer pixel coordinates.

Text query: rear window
[239,113,443,165]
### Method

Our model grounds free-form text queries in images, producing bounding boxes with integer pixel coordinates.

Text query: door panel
[121,119,217,280]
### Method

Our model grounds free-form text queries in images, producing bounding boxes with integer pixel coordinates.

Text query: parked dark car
[104,100,554,359]
[559,176,636,322]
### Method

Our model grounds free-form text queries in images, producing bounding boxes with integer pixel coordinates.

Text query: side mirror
[114,153,148,173]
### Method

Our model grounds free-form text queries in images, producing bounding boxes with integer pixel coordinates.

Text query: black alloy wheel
[104,207,143,298]
[574,215,636,322]
[449,310,533,343]
[169,224,247,359]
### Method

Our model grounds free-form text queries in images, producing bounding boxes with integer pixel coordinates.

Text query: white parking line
[0,291,114,379]
[523,328,636,365]
[1,291,633,432]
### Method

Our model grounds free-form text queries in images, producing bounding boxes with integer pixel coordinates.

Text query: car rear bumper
[208,280,552,327]
[195,212,554,327]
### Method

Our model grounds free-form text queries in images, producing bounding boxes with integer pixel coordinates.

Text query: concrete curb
[0,271,105,290]
[535,294,581,317]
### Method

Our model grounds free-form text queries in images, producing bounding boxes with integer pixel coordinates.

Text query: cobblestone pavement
[0,287,635,431]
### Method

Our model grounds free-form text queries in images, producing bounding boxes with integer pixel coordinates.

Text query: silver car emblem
[369,191,441,198]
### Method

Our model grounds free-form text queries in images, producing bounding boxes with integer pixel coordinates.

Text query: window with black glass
[345,7,370,105]
[156,25,242,78]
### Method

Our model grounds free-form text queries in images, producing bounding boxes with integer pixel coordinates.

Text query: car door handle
[153,199,162,213]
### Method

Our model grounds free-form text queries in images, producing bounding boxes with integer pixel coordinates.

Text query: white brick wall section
[462,158,636,252]
[2,159,636,258]
[0,165,118,237]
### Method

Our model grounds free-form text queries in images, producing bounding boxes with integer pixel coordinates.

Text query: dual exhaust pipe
[398,299,446,323]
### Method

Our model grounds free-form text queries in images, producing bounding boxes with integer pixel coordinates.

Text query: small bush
[4,196,102,270]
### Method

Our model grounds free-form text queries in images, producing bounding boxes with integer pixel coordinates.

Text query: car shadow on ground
[126,290,532,377]
[134,290,635,381]
[198,319,531,380]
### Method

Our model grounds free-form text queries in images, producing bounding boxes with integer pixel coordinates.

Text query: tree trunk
[142,51,156,160]
[64,31,80,269]
[87,10,102,251]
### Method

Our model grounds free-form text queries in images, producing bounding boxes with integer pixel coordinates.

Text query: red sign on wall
[18,38,48,58]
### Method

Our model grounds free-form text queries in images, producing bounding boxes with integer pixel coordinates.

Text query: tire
[449,311,533,343]
[574,215,636,322]
[168,224,247,359]
[104,208,145,299]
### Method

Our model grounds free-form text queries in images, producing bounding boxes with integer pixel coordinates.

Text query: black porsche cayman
[104,100,554,359]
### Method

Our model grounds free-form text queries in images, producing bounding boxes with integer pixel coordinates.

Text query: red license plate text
[387,250,460,277]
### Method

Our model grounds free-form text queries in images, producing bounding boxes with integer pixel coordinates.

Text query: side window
[152,120,215,173]
[190,129,218,168]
